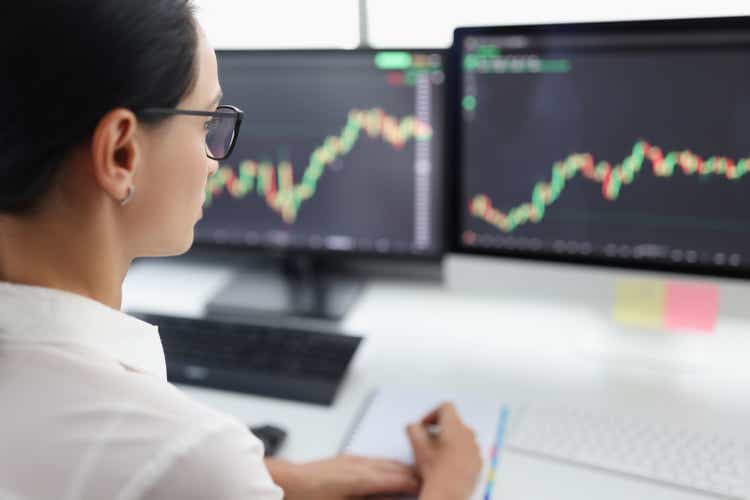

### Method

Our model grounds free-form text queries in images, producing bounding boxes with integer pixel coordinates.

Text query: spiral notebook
[342,388,509,500]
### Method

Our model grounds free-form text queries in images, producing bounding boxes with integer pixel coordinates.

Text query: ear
[89,108,140,205]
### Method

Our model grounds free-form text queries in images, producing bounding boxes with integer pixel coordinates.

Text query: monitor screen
[196,50,445,258]
[455,17,750,277]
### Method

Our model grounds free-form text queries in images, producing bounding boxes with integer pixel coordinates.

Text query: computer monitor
[453,17,750,279]
[195,49,446,320]
[197,49,445,259]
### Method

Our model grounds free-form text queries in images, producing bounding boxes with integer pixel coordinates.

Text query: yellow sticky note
[613,279,667,328]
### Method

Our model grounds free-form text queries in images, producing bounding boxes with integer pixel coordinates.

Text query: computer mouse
[249,424,287,457]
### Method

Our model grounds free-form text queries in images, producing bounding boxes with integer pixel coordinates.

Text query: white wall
[193,0,750,49]
[193,0,359,48]
[368,0,750,47]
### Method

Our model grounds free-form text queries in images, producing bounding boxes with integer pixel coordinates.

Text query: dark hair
[0,0,198,214]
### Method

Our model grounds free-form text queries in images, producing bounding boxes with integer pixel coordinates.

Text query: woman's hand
[265,454,420,500]
[407,403,483,500]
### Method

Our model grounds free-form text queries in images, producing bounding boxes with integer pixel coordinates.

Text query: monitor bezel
[193,48,449,263]
[450,16,750,280]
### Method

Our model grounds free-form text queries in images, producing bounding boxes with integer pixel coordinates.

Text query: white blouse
[0,281,283,500]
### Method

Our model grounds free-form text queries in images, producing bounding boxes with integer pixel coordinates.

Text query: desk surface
[122,254,750,499]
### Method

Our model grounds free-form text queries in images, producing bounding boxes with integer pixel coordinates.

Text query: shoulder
[86,366,284,499]
[111,381,283,500]
[0,341,283,500]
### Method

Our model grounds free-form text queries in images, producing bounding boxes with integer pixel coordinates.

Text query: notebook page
[343,388,502,500]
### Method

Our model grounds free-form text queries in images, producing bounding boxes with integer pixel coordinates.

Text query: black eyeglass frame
[137,104,244,160]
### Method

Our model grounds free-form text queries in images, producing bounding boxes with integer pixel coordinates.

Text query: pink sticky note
[663,282,719,334]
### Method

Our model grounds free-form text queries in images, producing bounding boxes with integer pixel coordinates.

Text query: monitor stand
[204,255,365,323]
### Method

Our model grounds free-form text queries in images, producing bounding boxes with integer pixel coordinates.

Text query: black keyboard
[130,313,363,405]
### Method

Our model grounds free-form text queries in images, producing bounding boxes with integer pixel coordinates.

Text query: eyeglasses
[137,105,243,161]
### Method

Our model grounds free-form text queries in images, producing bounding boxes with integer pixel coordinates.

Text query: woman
[0,1,482,499]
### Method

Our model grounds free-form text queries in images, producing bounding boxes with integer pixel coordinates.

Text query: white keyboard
[505,404,748,499]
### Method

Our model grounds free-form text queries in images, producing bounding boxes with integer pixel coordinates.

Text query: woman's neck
[0,208,128,310]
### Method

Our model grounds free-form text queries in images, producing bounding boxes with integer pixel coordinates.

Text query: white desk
[122,254,750,499]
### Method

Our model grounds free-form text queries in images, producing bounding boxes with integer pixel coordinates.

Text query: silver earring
[120,185,136,206]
